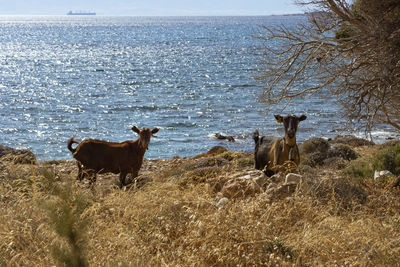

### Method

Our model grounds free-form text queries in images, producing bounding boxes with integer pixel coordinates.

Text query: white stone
[285,173,303,184]
[374,170,395,181]
[266,182,277,190]
[242,174,252,180]
[216,197,229,208]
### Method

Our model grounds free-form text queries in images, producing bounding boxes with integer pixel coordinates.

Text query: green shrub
[236,154,254,168]
[38,168,91,267]
[373,143,400,175]
[220,151,241,161]
[342,157,374,179]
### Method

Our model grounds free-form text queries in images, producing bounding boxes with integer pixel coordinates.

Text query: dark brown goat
[67,126,159,186]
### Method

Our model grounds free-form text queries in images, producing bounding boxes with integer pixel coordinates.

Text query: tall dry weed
[38,168,91,267]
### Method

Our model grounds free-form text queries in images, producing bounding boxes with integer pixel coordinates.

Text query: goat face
[274,115,307,146]
[131,126,159,149]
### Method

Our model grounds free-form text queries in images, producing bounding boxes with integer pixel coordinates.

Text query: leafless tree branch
[256,0,400,132]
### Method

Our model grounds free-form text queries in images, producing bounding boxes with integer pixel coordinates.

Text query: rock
[269,172,286,184]
[374,170,395,182]
[329,135,374,147]
[221,178,261,199]
[216,197,229,208]
[285,173,303,184]
[215,133,235,142]
[272,183,298,200]
[242,174,252,180]
[0,145,36,164]
[246,169,264,176]
[231,169,264,181]
[254,173,269,187]
[266,182,277,191]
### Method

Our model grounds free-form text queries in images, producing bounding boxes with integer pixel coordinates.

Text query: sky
[0,0,303,16]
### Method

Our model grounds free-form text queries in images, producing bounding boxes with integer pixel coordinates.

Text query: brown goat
[67,126,159,186]
[253,115,306,176]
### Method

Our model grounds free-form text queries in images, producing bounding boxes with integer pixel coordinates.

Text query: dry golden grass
[1,148,400,266]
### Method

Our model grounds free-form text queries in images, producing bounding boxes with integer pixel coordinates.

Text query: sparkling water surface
[0,15,395,160]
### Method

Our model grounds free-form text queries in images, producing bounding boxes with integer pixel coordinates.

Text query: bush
[38,168,91,267]
[184,157,229,171]
[373,142,400,175]
[342,157,374,179]
[328,144,359,161]
[300,138,330,155]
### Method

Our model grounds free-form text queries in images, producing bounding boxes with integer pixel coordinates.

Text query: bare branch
[256,0,400,133]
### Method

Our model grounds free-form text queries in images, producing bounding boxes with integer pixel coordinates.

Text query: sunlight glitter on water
[0,15,396,160]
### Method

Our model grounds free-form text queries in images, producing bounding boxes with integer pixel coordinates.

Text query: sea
[0,15,396,161]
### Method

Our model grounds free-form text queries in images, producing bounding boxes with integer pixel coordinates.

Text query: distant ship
[67,11,96,15]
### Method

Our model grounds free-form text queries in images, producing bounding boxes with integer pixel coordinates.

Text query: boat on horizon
[67,10,96,15]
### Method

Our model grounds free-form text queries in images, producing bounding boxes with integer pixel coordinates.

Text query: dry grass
[1,148,400,266]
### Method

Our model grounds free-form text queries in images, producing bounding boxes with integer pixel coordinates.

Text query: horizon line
[0,13,306,17]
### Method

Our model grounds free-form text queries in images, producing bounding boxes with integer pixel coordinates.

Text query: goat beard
[139,138,150,150]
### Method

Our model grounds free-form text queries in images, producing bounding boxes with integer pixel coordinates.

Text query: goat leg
[119,172,127,187]
[76,162,83,181]
[87,170,97,186]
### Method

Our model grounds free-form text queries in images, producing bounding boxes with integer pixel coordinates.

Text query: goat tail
[67,137,79,153]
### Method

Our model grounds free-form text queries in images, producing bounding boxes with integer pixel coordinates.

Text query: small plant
[236,154,254,168]
[38,168,91,267]
[329,144,358,161]
[373,142,400,175]
[263,237,295,261]
[342,157,374,179]
[219,151,240,161]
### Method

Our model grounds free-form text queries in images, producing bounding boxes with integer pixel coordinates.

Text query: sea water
[0,15,395,160]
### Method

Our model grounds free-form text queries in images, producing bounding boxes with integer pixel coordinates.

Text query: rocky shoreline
[2,134,397,199]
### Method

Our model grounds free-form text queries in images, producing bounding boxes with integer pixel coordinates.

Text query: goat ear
[131,126,140,134]
[253,130,259,143]
[151,128,159,134]
[298,115,307,121]
[274,115,283,123]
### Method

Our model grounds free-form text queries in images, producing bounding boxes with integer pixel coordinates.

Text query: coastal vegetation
[1,137,400,266]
